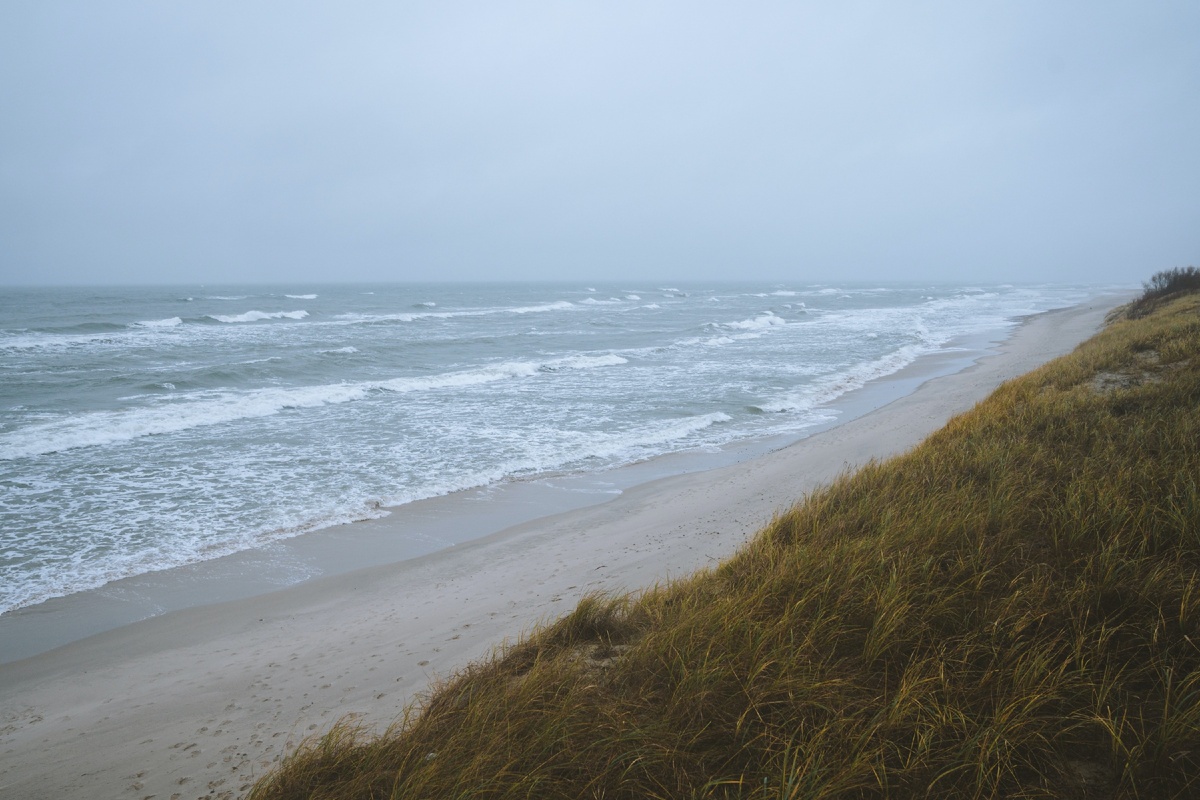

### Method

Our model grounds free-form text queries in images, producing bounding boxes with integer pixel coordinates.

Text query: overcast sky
[1,2,1197,286]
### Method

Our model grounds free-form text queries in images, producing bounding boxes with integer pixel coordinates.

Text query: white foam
[510,301,574,314]
[285,294,318,299]
[0,384,370,459]
[625,294,641,300]
[0,495,395,613]
[616,412,731,453]
[721,312,787,331]
[772,290,797,296]
[134,317,182,328]
[378,363,539,392]
[378,354,627,391]
[335,300,574,325]
[758,343,929,414]
[542,354,628,370]
[0,353,628,459]
[563,412,733,465]
[206,295,247,300]
[208,310,309,323]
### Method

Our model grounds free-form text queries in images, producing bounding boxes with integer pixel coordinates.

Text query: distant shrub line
[1126,265,1200,318]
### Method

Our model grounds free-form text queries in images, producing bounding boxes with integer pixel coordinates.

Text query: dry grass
[250,291,1200,799]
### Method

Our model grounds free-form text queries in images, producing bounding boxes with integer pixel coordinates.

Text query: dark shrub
[1143,266,1200,299]
[1126,266,1200,318]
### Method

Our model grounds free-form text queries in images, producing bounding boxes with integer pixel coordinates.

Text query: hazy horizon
[2,2,1197,287]
[0,277,1140,291]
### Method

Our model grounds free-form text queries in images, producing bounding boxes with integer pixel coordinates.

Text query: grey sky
[1,2,1196,286]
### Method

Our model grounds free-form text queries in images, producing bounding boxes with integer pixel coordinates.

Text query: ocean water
[0,282,1100,615]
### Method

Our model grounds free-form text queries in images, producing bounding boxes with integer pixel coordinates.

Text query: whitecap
[540,354,628,371]
[285,294,318,300]
[576,413,734,463]
[721,312,787,331]
[510,301,574,314]
[758,343,931,414]
[335,301,572,325]
[208,310,308,323]
[134,317,182,328]
[0,384,368,459]
[0,352,628,459]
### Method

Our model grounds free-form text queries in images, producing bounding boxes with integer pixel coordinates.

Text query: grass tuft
[251,288,1200,799]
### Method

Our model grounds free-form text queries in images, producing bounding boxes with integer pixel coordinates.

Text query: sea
[0,281,1107,619]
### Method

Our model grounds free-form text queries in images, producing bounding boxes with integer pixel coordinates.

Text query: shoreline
[0,305,1037,663]
[0,295,1126,800]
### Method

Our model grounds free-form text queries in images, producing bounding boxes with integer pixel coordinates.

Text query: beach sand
[0,298,1122,800]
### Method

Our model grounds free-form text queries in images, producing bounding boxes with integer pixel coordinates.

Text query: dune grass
[250,288,1200,799]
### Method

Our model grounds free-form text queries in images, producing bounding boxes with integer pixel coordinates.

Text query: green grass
[250,289,1200,799]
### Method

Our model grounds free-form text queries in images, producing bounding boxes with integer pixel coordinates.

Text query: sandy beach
[0,297,1122,800]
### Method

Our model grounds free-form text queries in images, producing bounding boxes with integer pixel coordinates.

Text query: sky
[1,2,1197,286]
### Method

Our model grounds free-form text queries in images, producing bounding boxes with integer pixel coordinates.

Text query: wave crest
[134,317,182,328]
[721,312,787,331]
[208,310,309,323]
[0,353,628,459]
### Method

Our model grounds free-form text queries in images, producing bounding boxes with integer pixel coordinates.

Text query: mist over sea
[0,282,1102,614]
